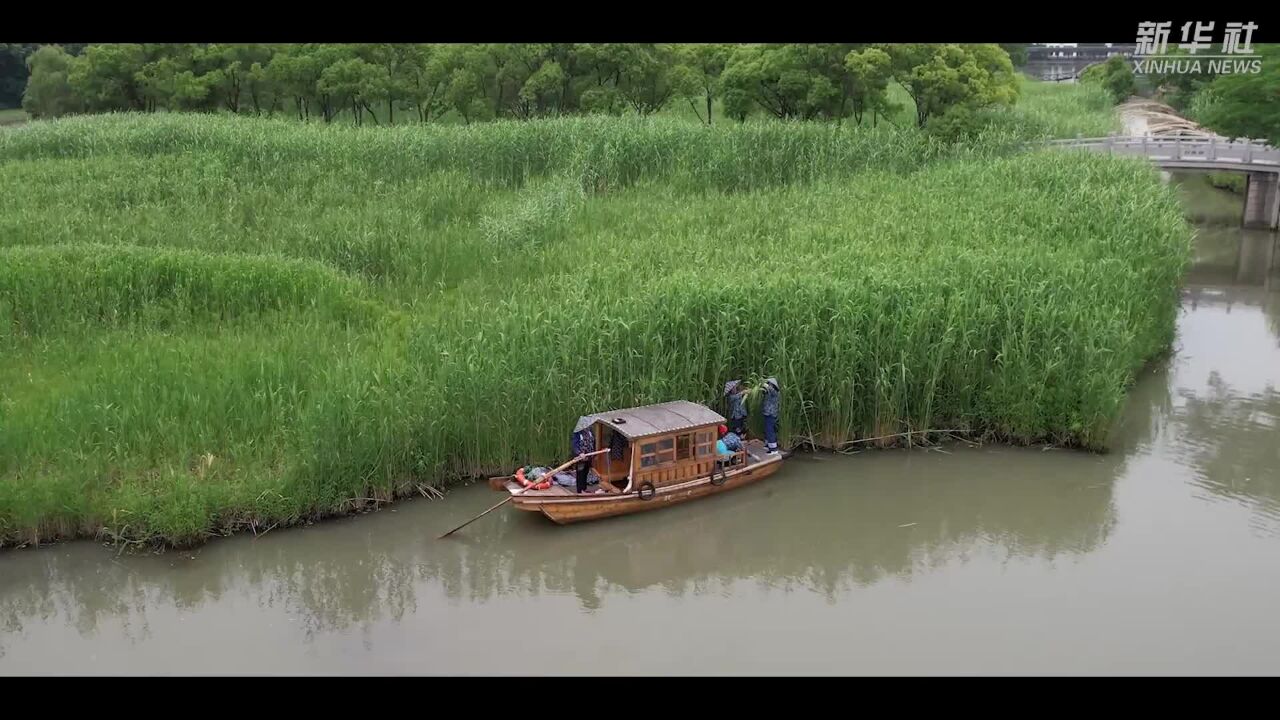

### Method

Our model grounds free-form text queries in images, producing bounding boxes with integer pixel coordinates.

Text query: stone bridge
[1049,135,1280,229]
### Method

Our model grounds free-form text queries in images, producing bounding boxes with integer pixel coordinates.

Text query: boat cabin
[576,400,727,493]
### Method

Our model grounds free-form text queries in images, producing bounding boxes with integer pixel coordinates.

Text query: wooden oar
[437,448,609,539]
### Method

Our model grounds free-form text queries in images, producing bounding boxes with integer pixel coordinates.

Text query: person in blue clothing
[760,377,781,454]
[719,424,744,451]
[723,380,749,437]
[716,424,745,466]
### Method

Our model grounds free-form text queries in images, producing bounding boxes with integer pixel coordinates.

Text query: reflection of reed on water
[0,445,1125,645]
[1171,373,1280,523]
[1165,281,1280,524]
[0,522,428,650]
[420,447,1124,608]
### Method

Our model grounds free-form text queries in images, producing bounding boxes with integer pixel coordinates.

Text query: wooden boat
[488,400,788,524]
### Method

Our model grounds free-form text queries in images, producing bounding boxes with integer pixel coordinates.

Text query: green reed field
[0,80,1191,546]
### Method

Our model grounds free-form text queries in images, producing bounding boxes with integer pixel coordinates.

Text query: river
[1,174,1278,675]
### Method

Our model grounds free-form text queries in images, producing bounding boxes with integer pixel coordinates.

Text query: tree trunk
[362,101,380,125]
[687,98,705,125]
[706,93,713,125]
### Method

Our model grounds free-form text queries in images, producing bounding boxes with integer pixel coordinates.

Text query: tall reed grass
[0,82,1191,546]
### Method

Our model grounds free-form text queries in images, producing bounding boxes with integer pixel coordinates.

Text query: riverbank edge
[4,421,1142,552]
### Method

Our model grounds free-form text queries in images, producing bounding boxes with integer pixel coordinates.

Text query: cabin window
[640,444,657,467]
[640,437,676,467]
[695,431,713,457]
[655,437,675,464]
[676,433,693,461]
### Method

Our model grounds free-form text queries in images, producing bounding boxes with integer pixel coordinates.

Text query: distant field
[0,109,28,127]
[0,80,1185,546]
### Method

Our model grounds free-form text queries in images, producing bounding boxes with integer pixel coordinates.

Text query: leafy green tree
[573,43,683,115]
[727,44,814,119]
[170,69,215,111]
[721,44,856,121]
[307,45,361,122]
[445,68,486,124]
[4,43,87,110]
[616,43,680,115]
[286,44,360,121]
[885,43,1018,127]
[21,45,77,118]
[318,56,385,125]
[844,46,895,126]
[1079,55,1135,104]
[132,45,205,112]
[267,45,316,119]
[493,44,568,119]
[196,44,273,114]
[1138,47,1215,111]
[357,43,416,124]
[1190,44,1280,144]
[134,56,177,111]
[15,41,1044,132]
[402,44,451,122]
[445,45,498,124]
[671,43,730,125]
[520,59,567,117]
[68,44,148,111]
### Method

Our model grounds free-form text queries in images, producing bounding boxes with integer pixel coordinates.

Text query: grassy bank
[1206,171,1246,194]
[0,81,1187,546]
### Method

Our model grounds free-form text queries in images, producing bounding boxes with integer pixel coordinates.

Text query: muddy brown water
[2,175,1278,675]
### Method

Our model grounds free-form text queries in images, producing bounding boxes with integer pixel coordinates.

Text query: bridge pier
[1242,172,1280,230]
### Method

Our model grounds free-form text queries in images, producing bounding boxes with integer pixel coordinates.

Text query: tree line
[1077,45,1280,145]
[17,43,1022,128]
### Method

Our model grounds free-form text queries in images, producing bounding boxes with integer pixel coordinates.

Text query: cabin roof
[578,400,725,440]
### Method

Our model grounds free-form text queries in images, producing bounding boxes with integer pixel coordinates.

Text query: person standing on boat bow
[724,380,749,437]
[760,377,781,454]
[571,420,596,494]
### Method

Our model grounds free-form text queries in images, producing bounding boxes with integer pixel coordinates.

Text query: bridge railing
[1044,135,1280,167]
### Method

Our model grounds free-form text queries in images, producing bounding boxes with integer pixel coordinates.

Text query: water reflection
[427,449,1124,609]
[1185,230,1278,289]
[1167,287,1280,524]
[1168,174,1280,524]
[0,443,1123,651]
